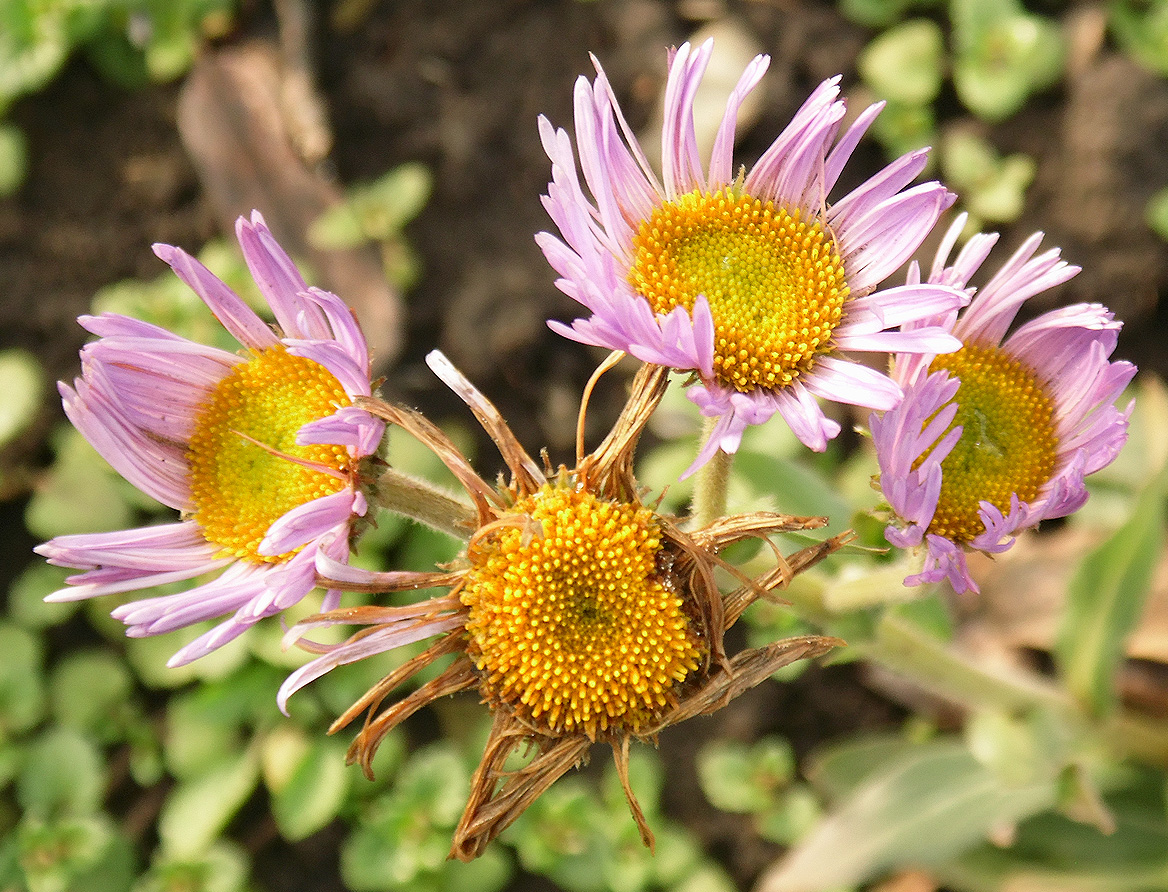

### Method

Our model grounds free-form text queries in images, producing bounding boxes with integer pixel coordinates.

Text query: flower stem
[373,467,477,540]
[860,611,1168,767]
[691,416,733,527]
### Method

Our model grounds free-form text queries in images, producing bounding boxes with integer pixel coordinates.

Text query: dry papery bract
[302,359,846,860]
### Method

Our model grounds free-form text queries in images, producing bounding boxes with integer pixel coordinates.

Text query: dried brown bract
[278,353,846,861]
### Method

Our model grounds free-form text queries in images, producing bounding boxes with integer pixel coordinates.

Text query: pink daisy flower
[871,215,1137,594]
[35,212,386,665]
[537,39,966,472]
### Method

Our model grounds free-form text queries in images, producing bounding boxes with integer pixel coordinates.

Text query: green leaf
[840,0,933,27]
[868,98,938,159]
[858,19,945,106]
[133,842,250,892]
[0,1,71,115]
[49,650,134,740]
[434,848,512,892]
[339,746,473,892]
[944,765,1168,891]
[157,749,260,858]
[25,426,141,540]
[1055,468,1167,715]
[1146,186,1168,242]
[697,737,795,814]
[7,563,79,629]
[0,124,28,196]
[17,815,135,892]
[757,784,823,845]
[310,163,432,249]
[941,129,1035,226]
[0,621,46,734]
[506,780,613,892]
[1110,0,1168,76]
[760,738,1058,892]
[164,663,287,778]
[263,729,351,841]
[733,449,852,535]
[17,729,106,819]
[950,0,1065,121]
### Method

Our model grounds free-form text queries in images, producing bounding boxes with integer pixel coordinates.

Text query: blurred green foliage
[848,0,1168,237]
[0,0,235,193]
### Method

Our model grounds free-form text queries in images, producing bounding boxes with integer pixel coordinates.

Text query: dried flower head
[538,39,967,474]
[871,215,1136,593]
[279,351,845,859]
[36,212,385,665]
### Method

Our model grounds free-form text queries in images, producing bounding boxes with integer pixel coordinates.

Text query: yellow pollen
[187,345,352,562]
[460,486,701,738]
[629,187,848,392]
[922,343,1059,542]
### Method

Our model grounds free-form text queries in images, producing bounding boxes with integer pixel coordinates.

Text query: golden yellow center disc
[923,343,1059,542]
[629,188,848,392]
[460,486,701,738]
[187,345,352,562]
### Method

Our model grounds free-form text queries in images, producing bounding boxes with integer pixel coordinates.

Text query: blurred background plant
[2,1,1168,891]
[0,0,237,197]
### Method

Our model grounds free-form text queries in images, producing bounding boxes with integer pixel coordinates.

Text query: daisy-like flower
[538,38,967,471]
[871,215,1136,594]
[278,351,845,859]
[36,212,386,665]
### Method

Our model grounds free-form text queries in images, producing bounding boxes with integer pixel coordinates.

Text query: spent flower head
[538,39,968,473]
[36,212,386,665]
[278,350,845,859]
[871,215,1137,594]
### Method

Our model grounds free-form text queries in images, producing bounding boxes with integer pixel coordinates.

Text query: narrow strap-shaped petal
[661,40,712,197]
[259,488,358,557]
[708,53,770,187]
[802,356,903,410]
[153,243,278,350]
[277,614,466,714]
[236,211,330,340]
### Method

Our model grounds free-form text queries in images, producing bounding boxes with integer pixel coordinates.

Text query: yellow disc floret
[460,486,701,738]
[924,343,1059,542]
[629,187,848,393]
[187,345,352,562]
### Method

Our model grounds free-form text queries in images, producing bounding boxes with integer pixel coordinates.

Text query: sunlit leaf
[697,736,795,814]
[1110,0,1168,76]
[858,19,945,106]
[759,737,1058,892]
[263,730,351,841]
[158,749,260,859]
[133,842,250,892]
[1055,466,1167,715]
[943,765,1168,891]
[950,0,1064,121]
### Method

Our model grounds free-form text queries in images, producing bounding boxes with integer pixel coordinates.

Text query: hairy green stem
[691,416,733,528]
[373,467,477,540]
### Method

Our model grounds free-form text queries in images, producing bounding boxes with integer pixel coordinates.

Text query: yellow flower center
[629,188,848,392]
[923,343,1059,542]
[187,345,352,562]
[460,486,701,738]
